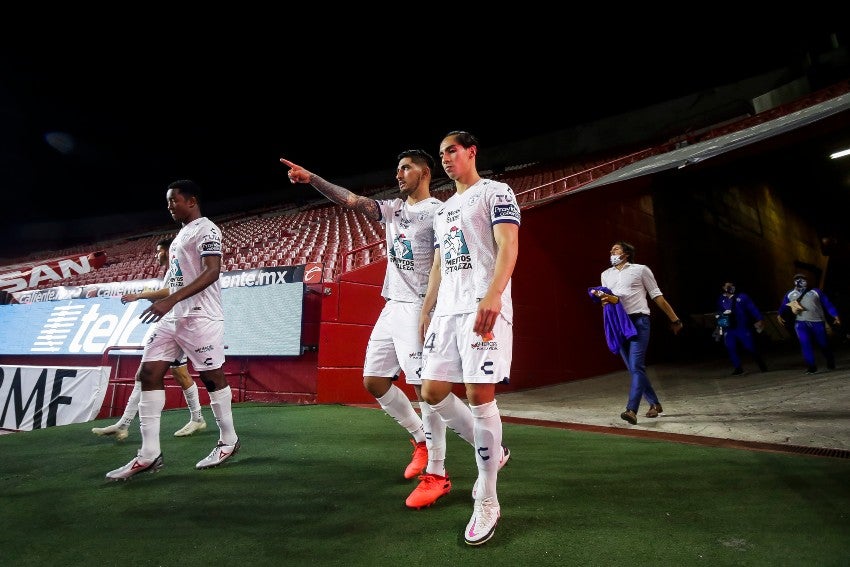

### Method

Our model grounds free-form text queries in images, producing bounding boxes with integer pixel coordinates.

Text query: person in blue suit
[716,281,768,375]
[777,273,841,374]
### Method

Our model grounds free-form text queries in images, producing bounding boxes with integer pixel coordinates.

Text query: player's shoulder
[376,197,399,207]
[480,178,512,192]
[418,198,443,215]
[196,217,223,242]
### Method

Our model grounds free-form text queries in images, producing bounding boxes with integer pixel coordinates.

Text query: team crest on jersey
[443,226,472,272]
[390,233,414,271]
[167,258,184,288]
[391,234,413,260]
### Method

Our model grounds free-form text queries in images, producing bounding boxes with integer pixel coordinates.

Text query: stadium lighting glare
[829,148,850,159]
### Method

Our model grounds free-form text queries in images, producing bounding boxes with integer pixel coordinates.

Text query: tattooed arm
[280,157,380,221]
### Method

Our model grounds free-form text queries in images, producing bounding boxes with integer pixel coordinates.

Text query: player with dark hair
[106,180,239,480]
[92,237,207,440]
[420,131,516,545]
[282,150,473,509]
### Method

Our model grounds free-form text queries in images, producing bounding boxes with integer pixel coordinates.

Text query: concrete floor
[497,340,850,457]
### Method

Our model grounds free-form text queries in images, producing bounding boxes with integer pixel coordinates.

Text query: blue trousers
[618,314,659,412]
[724,328,762,369]
[794,320,835,369]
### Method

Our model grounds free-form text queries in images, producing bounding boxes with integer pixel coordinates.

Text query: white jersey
[376,197,442,303]
[159,273,177,323]
[432,179,521,321]
[165,216,224,320]
[600,262,662,316]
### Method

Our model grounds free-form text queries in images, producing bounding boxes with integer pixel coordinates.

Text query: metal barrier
[99,345,247,417]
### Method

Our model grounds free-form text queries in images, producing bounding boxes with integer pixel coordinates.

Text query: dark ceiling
[0,31,847,258]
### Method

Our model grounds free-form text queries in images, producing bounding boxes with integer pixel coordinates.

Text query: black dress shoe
[731,367,744,376]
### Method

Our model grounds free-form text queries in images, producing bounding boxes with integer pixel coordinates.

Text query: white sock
[470,400,502,501]
[182,382,203,421]
[376,384,425,443]
[117,381,142,429]
[428,393,475,446]
[421,401,447,476]
[138,390,165,459]
[209,386,238,445]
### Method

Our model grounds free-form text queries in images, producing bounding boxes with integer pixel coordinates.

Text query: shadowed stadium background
[1,31,846,257]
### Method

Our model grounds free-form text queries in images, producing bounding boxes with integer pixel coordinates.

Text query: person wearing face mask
[716,281,768,375]
[778,273,841,374]
[597,241,683,425]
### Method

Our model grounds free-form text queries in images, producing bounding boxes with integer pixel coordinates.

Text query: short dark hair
[156,237,173,248]
[167,179,202,201]
[397,149,435,172]
[444,130,479,150]
[615,240,635,262]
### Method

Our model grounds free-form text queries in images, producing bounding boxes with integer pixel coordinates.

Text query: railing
[100,345,144,418]
[98,345,248,417]
[513,146,677,210]
[329,240,387,281]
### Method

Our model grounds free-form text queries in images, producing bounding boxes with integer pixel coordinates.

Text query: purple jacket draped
[588,286,637,353]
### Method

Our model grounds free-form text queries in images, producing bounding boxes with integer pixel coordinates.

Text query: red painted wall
[8,159,817,416]
[312,182,658,404]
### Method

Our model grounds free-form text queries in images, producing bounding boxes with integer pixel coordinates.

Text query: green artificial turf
[1,403,848,566]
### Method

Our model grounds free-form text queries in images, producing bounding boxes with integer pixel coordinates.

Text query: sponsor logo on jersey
[494,203,520,220]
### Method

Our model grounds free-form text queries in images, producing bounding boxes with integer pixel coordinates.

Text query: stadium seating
[4,79,847,288]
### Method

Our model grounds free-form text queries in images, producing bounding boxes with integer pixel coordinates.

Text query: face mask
[795,279,807,289]
[610,254,624,266]
[724,286,735,294]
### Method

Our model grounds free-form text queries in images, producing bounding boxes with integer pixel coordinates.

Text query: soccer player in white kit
[92,237,207,440]
[281,150,474,508]
[106,180,240,480]
[420,131,519,545]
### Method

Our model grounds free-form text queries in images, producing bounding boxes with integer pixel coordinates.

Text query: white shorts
[363,300,424,385]
[420,312,513,384]
[142,317,225,372]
